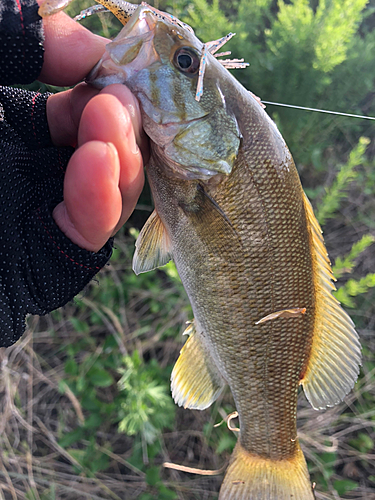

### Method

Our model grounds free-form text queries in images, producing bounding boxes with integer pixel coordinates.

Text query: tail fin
[219,440,315,500]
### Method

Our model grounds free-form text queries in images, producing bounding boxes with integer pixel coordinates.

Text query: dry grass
[0,231,374,500]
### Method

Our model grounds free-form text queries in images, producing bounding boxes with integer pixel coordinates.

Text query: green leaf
[146,466,161,486]
[349,432,374,453]
[58,427,84,448]
[87,367,114,387]
[64,358,78,376]
[314,0,368,72]
[84,413,103,430]
[316,451,337,480]
[216,433,236,454]
[138,495,154,500]
[333,479,359,495]
[333,234,375,278]
[117,351,175,444]
[25,489,40,500]
[66,448,85,465]
[160,261,181,283]
[77,376,88,393]
[69,317,89,333]
[81,390,102,411]
[157,484,179,500]
[183,0,234,41]
[335,273,375,308]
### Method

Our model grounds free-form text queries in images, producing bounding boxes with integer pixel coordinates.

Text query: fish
[40,1,362,497]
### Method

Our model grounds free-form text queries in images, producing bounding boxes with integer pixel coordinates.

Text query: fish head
[87,5,241,180]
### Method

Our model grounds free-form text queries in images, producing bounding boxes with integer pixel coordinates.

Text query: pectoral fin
[179,184,241,261]
[171,320,225,410]
[301,194,361,410]
[132,210,172,275]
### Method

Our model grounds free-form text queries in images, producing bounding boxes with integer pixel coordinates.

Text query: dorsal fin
[301,194,361,410]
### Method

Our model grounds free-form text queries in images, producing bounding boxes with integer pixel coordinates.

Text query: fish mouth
[87,6,159,87]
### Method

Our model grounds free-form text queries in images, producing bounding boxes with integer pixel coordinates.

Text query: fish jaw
[87,6,159,87]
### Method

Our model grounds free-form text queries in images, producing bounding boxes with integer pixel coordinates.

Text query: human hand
[40,8,146,252]
[0,1,148,347]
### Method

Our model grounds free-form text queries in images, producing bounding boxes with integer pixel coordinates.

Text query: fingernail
[130,133,140,155]
[106,141,118,157]
[124,98,142,141]
[121,105,141,155]
[105,142,120,179]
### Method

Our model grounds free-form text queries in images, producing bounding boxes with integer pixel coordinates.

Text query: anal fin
[171,320,225,410]
[301,194,361,410]
[132,210,172,275]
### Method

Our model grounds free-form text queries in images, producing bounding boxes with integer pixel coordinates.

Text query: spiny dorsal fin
[132,210,172,275]
[301,194,361,410]
[171,320,225,410]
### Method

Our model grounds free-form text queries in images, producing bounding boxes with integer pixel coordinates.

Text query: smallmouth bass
[41,1,362,498]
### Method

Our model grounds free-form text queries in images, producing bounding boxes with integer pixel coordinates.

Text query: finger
[46,83,149,151]
[39,10,108,86]
[77,86,145,233]
[99,85,149,163]
[53,141,123,252]
[46,83,100,147]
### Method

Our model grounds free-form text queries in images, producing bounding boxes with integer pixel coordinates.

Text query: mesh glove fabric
[0,1,113,347]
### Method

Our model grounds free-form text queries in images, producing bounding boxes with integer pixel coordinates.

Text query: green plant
[316,137,370,225]
[118,351,176,445]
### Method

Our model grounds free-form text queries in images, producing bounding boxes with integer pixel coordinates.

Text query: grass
[0,228,374,499]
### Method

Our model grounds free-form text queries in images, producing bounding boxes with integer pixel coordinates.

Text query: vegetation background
[0,0,375,498]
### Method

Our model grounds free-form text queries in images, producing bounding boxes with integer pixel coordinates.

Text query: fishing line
[71,6,374,121]
[261,101,375,121]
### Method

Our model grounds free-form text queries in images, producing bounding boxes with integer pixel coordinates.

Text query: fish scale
[148,154,306,463]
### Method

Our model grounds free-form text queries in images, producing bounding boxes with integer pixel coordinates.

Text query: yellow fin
[219,440,315,500]
[171,321,225,410]
[255,307,306,325]
[132,210,172,275]
[301,194,361,410]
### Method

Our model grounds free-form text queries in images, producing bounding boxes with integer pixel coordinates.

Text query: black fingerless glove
[0,1,113,347]
[0,86,113,348]
[0,0,44,85]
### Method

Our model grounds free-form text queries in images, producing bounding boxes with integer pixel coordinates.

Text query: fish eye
[174,47,200,75]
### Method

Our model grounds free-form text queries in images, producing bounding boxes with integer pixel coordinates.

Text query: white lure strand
[195,33,249,101]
